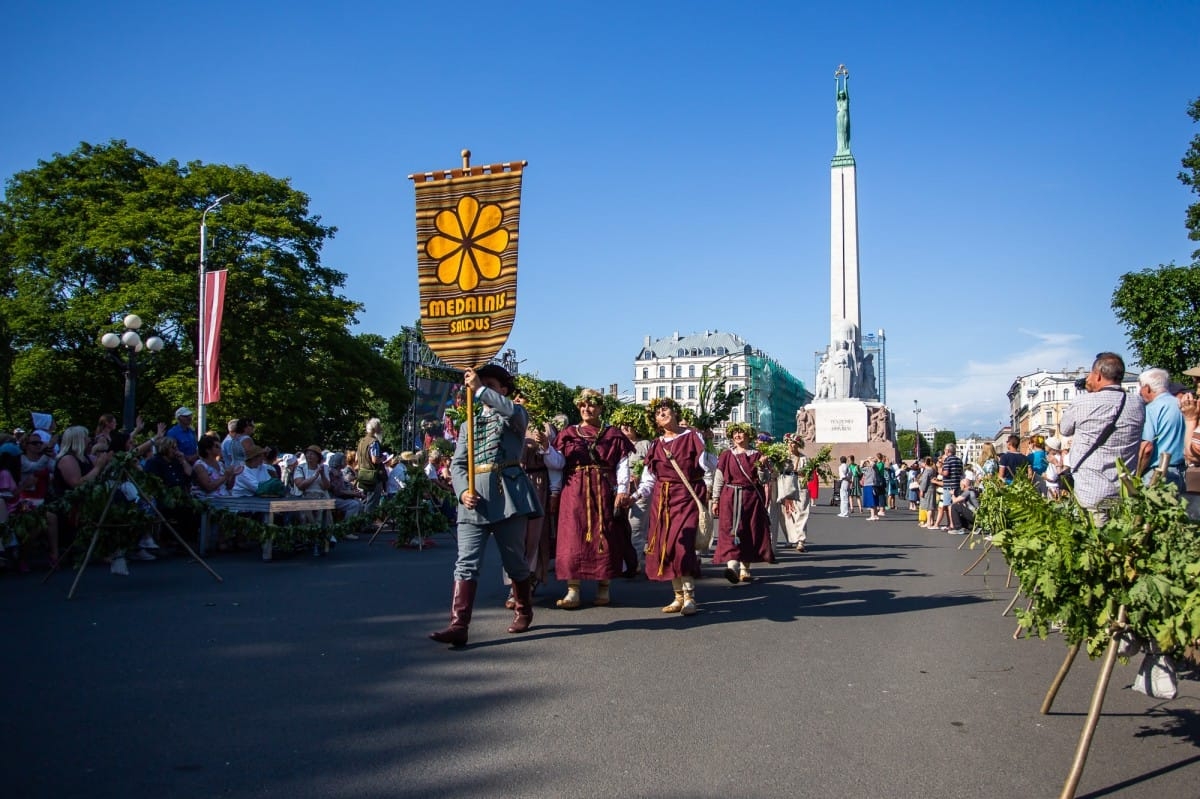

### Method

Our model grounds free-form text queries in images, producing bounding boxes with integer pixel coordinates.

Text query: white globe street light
[101,315,164,432]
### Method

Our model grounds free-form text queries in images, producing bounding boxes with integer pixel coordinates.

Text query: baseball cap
[175,407,193,418]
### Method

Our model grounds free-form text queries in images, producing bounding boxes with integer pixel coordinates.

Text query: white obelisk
[830,64,860,349]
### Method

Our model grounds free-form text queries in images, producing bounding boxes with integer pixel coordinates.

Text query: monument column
[802,64,896,466]
[830,64,860,347]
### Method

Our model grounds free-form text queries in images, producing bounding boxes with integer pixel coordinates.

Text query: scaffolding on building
[747,354,812,440]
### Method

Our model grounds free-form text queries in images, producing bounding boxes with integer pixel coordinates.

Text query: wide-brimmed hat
[1184,364,1200,378]
[304,444,323,457]
[175,406,193,418]
[476,363,516,394]
[242,442,268,460]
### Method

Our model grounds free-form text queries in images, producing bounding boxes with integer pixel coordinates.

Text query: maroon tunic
[554,424,633,581]
[643,430,709,581]
[713,449,773,564]
[520,434,554,583]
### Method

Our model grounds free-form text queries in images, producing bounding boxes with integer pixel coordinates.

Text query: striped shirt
[941,455,963,493]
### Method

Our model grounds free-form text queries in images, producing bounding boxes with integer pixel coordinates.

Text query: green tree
[932,429,957,454]
[0,140,408,448]
[896,429,931,460]
[1111,98,1200,379]
[1112,264,1200,378]
[1180,97,1200,258]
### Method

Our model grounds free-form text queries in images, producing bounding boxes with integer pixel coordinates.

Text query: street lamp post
[101,314,164,432]
[912,400,922,460]
[198,194,231,437]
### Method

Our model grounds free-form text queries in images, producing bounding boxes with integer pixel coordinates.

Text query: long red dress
[643,429,709,581]
[713,449,774,565]
[554,424,633,581]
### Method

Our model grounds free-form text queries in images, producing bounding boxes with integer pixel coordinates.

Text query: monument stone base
[800,400,900,475]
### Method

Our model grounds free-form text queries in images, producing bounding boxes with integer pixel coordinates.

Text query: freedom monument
[796,65,898,464]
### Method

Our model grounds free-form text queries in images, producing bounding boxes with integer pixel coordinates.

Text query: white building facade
[633,331,754,423]
[1006,368,1140,443]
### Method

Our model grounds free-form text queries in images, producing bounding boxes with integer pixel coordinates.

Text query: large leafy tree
[1112,98,1200,379]
[0,140,408,449]
[1180,97,1200,258]
[1112,264,1200,378]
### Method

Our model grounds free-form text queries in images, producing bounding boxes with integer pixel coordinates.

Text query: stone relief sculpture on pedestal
[867,406,890,442]
[795,407,816,443]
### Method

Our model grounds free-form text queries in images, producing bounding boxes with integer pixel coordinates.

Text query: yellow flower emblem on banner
[426,196,511,292]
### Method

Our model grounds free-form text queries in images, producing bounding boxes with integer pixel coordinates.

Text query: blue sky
[3,1,1197,437]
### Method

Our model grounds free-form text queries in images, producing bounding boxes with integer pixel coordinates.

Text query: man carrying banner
[429,364,544,647]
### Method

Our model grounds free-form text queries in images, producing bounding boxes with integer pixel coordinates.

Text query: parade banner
[201,269,227,405]
[411,153,525,368]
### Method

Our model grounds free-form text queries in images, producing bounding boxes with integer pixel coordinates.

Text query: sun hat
[242,442,268,460]
[175,407,193,418]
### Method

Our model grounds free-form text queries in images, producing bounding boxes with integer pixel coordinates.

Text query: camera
[1074,377,1088,391]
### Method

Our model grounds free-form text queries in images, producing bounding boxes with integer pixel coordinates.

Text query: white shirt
[232,463,274,497]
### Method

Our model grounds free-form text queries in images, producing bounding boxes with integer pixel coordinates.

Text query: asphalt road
[5,504,1199,798]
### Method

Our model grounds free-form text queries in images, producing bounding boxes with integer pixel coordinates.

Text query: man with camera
[1059,352,1144,524]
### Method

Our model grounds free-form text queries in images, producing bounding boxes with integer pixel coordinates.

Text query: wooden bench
[199,495,337,560]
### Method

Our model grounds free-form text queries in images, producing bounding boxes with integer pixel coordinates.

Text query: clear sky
[3,1,1196,437]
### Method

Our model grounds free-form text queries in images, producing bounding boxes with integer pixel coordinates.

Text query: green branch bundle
[979,471,1200,657]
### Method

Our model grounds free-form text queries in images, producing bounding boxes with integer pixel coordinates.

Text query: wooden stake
[1059,606,1127,799]
[1041,642,1081,714]
[1002,584,1022,617]
[960,542,988,573]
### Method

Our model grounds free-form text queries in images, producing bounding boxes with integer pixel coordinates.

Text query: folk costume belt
[476,460,521,474]
[574,464,607,549]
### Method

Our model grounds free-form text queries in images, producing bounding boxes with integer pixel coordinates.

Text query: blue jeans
[1143,466,1186,493]
[453,515,530,582]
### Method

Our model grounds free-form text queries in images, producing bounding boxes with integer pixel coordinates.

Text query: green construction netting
[747,355,811,440]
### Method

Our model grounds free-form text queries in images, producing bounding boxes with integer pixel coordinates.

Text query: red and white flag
[202,269,227,405]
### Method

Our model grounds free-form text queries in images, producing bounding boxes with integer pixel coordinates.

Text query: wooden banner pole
[465,384,476,500]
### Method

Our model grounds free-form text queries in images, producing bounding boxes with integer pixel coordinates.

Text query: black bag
[1057,467,1074,492]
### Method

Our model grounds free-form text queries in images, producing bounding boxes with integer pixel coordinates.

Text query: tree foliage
[1111,99,1200,379]
[896,429,933,461]
[0,140,409,449]
[1112,264,1200,379]
[1180,97,1200,258]
[932,429,958,454]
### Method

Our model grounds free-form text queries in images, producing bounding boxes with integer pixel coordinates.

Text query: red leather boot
[508,577,534,633]
[429,579,476,646]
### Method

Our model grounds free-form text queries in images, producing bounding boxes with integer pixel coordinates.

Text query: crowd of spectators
[0,408,432,574]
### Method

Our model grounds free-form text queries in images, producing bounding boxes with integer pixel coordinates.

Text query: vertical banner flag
[412,154,525,368]
[202,269,227,405]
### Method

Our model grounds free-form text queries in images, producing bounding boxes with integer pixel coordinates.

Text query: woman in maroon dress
[622,398,716,616]
[553,389,634,609]
[712,422,773,583]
